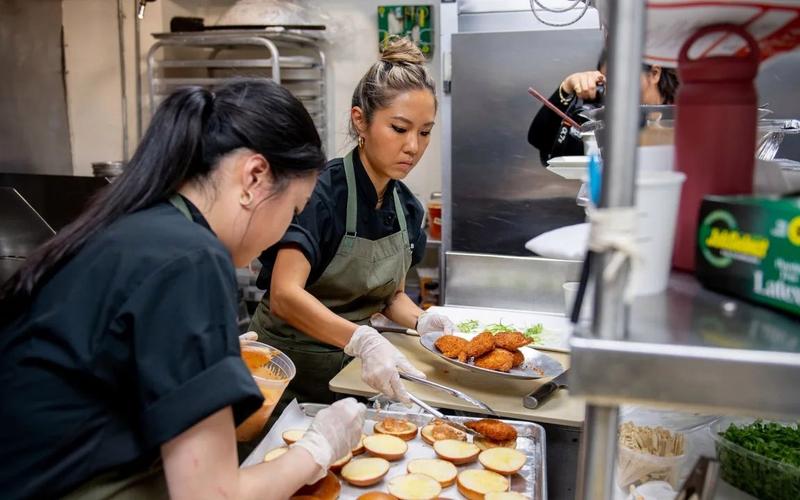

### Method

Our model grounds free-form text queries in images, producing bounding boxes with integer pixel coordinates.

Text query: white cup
[563,281,594,322]
[632,170,686,296]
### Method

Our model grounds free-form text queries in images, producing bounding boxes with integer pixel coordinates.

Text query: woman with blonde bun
[251,37,455,411]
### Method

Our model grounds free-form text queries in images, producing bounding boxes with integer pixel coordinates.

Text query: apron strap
[168,194,193,221]
[342,150,412,252]
[342,151,359,252]
[392,188,411,249]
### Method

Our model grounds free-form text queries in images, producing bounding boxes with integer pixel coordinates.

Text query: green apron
[62,195,194,499]
[250,150,413,412]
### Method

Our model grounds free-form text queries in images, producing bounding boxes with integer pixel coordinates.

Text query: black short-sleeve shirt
[257,148,427,290]
[0,198,263,499]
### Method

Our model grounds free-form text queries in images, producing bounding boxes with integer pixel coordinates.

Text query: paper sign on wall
[378,5,433,58]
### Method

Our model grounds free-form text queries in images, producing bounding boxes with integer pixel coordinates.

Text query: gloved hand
[238,331,258,342]
[415,312,456,335]
[344,325,426,403]
[292,398,365,484]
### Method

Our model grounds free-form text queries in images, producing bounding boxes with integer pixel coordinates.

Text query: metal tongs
[399,372,498,416]
[402,391,478,437]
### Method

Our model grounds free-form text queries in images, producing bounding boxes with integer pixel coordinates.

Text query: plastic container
[562,281,593,323]
[427,192,442,241]
[236,340,296,442]
[615,440,689,490]
[633,170,687,295]
[710,417,800,500]
[672,24,761,271]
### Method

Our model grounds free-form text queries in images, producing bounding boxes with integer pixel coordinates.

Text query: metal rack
[572,2,800,499]
[146,29,328,150]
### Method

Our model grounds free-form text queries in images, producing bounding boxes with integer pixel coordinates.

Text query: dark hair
[596,48,679,104]
[1,79,325,310]
[647,65,680,104]
[349,36,436,140]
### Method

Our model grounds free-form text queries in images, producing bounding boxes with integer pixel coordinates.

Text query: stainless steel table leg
[576,404,619,500]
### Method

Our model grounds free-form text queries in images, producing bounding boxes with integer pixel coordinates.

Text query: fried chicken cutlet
[464,331,495,359]
[464,419,518,442]
[474,348,514,372]
[434,335,469,360]
[510,349,525,367]
[493,331,531,351]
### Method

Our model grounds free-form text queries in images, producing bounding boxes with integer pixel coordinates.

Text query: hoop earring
[358,136,365,149]
[240,190,254,207]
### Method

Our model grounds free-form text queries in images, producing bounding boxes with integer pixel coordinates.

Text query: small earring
[240,190,254,207]
[358,136,365,149]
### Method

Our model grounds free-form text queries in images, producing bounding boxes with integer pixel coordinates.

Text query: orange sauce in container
[427,192,442,241]
[236,342,295,442]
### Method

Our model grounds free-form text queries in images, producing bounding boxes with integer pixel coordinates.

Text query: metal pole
[576,405,620,500]
[116,0,130,161]
[576,1,647,499]
[134,0,143,142]
[592,0,647,339]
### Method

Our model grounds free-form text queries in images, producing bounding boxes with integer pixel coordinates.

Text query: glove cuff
[343,325,372,357]
[292,432,334,484]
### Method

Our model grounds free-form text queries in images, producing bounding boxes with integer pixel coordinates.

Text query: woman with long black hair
[0,80,364,499]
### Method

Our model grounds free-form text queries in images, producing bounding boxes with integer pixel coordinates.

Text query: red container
[672,24,760,271]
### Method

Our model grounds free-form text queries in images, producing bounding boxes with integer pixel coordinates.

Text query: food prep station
[3,1,799,500]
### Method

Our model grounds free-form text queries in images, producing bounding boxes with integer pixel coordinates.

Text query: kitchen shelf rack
[570,2,800,499]
[146,29,328,149]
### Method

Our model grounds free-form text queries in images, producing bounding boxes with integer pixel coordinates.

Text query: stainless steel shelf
[158,56,318,69]
[569,273,800,417]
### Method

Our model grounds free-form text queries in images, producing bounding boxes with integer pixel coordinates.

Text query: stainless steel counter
[570,272,800,418]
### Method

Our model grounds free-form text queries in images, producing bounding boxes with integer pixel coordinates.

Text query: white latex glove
[415,312,456,335]
[344,325,426,403]
[292,398,365,484]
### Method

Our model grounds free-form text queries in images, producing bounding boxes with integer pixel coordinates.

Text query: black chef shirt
[0,197,263,499]
[257,148,427,290]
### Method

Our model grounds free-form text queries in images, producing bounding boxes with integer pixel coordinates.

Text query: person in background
[0,80,365,499]
[528,49,679,165]
[250,37,455,414]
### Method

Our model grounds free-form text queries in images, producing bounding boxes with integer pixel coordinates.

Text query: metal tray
[244,401,547,500]
[420,331,565,380]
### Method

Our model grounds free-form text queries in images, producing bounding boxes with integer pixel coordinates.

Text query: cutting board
[426,305,572,353]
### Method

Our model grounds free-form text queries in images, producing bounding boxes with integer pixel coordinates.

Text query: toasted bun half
[282,429,306,445]
[456,469,509,500]
[474,436,517,451]
[363,434,408,461]
[388,473,443,500]
[374,419,418,441]
[433,439,480,465]
[341,457,391,487]
[329,451,353,473]
[352,434,367,456]
[484,492,529,500]
[406,458,458,488]
[420,423,467,445]
[478,448,526,475]
[291,472,341,500]
[357,493,398,500]
[263,447,289,463]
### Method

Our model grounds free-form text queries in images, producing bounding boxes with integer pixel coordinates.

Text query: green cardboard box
[696,195,800,316]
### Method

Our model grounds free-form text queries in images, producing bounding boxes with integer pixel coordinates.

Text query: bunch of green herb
[523,323,544,342]
[455,319,479,333]
[716,420,800,500]
[484,321,516,334]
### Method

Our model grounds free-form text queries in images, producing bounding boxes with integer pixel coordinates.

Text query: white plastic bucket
[633,171,687,296]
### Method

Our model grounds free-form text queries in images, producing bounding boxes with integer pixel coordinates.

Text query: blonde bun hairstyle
[350,36,436,140]
[380,36,426,65]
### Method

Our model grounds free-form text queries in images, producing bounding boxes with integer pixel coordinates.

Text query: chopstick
[527,86,582,130]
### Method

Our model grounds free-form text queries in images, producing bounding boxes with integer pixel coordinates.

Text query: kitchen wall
[0,0,72,174]
[63,0,442,204]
